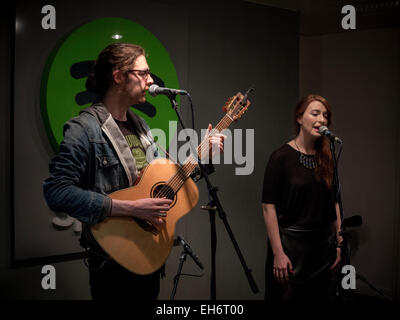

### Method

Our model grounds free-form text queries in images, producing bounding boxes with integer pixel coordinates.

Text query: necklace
[294,139,316,169]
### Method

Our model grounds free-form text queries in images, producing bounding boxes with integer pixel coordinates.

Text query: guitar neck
[166,113,234,193]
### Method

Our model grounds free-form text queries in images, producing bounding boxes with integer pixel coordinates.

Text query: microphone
[148,84,188,97]
[177,235,204,270]
[319,126,343,144]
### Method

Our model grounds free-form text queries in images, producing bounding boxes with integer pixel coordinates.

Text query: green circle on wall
[41,17,179,152]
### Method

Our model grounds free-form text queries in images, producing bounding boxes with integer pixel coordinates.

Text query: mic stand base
[204,201,217,300]
[170,251,188,300]
[356,273,392,301]
[203,186,260,299]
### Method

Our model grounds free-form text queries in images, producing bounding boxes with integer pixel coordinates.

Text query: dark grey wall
[1,0,299,299]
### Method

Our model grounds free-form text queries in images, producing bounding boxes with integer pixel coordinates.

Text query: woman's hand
[273,252,294,283]
[330,231,343,273]
[329,247,342,273]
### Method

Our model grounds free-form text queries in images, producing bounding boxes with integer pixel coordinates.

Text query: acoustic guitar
[91,92,251,274]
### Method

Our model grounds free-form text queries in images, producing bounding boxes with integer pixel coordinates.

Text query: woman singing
[262,94,343,300]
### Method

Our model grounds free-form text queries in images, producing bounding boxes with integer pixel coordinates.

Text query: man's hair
[86,43,146,98]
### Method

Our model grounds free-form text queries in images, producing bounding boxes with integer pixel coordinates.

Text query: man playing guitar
[43,43,225,300]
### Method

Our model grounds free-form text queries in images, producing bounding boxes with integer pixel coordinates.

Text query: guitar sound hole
[151,183,177,208]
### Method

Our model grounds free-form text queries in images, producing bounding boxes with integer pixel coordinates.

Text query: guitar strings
[155,132,212,199]
[154,114,235,200]
[155,123,221,199]
[158,112,236,198]
[153,133,218,200]
[153,105,239,200]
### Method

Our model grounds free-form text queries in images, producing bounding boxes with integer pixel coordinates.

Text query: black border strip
[10,0,16,269]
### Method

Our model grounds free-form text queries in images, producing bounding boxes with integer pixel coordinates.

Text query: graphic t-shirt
[114,118,148,172]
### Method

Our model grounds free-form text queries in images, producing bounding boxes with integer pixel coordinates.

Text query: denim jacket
[43,103,158,226]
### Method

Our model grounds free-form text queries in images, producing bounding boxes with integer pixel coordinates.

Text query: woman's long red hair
[294,94,334,189]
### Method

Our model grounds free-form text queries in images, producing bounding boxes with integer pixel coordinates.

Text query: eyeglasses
[127,69,151,79]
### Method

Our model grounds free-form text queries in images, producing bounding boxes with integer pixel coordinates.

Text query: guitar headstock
[222,92,251,121]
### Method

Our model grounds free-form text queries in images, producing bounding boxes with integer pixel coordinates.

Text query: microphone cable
[186,92,195,131]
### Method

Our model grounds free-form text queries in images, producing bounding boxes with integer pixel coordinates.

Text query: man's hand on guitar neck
[110,198,172,227]
[201,123,226,162]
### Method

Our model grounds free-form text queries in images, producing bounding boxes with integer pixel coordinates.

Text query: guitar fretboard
[160,113,234,195]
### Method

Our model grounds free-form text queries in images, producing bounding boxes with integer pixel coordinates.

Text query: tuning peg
[222,99,230,112]
[222,97,235,112]
[240,106,248,115]
[233,106,248,121]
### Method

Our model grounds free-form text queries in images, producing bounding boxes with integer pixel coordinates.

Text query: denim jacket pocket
[96,154,119,168]
[95,154,122,194]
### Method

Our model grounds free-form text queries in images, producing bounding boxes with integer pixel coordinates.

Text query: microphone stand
[330,140,345,258]
[170,237,203,300]
[170,248,188,300]
[330,140,392,301]
[330,139,350,299]
[167,93,259,300]
[329,138,359,301]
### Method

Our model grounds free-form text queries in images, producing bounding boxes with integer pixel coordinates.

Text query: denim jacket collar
[80,103,153,187]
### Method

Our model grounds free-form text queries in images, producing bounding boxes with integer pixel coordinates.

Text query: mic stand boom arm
[167,92,259,300]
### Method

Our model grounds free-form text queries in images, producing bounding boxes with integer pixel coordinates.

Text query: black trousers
[87,251,161,301]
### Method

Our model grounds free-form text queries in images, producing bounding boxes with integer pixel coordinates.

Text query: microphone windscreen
[148,84,159,96]
[319,126,328,134]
